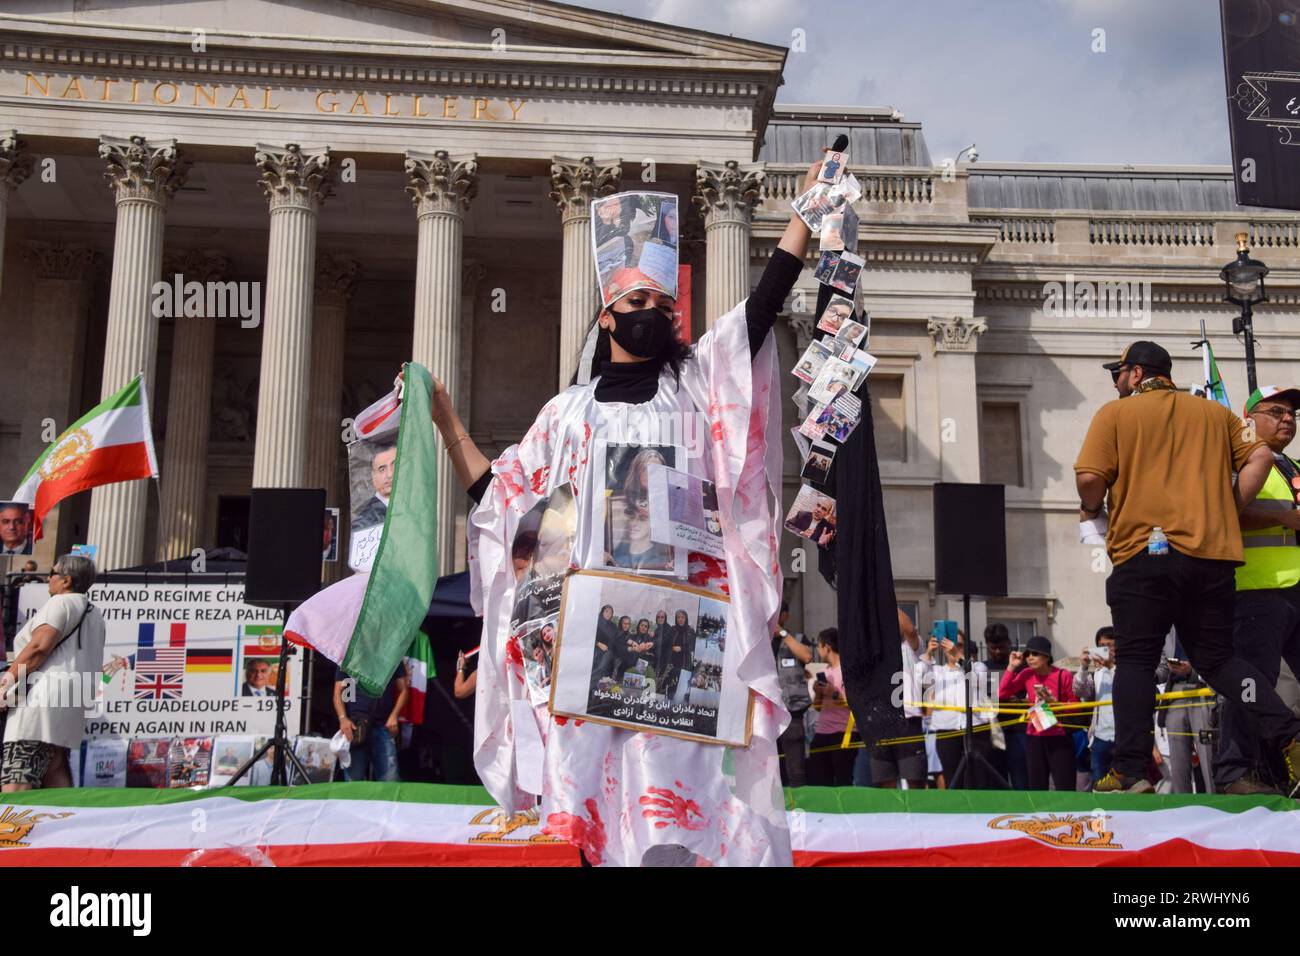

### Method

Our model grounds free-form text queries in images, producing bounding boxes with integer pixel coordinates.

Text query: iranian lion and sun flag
[9,368,438,721]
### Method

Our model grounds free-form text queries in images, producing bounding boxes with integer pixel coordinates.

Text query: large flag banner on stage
[2,784,1297,867]
[11,373,158,540]
[286,363,439,696]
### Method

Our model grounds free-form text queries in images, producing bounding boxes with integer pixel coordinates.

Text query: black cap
[1102,341,1172,377]
[1025,635,1053,660]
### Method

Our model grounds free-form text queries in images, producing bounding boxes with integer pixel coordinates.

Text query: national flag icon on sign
[185,647,234,674]
[134,622,186,700]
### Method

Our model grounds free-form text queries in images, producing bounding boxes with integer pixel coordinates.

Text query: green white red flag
[402,630,435,725]
[12,374,158,540]
[1,784,1296,867]
[285,363,440,697]
[1201,338,1233,410]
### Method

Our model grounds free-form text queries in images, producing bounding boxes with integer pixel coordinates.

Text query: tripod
[948,593,1008,790]
[225,605,312,787]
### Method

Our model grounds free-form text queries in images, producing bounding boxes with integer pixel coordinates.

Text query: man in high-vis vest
[1217,386,1300,795]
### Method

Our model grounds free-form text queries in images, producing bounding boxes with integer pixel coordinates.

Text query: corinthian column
[694,160,764,326]
[550,156,621,386]
[306,255,358,513]
[252,143,335,488]
[0,131,34,299]
[88,135,189,571]
[405,148,477,576]
[19,241,97,564]
[156,250,228,561]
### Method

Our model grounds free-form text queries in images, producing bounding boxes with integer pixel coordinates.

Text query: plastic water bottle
[1147,527,1169,556]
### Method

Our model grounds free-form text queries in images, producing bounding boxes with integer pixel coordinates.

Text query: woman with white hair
[0,553,106,791]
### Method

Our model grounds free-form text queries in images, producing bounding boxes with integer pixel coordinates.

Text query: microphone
[830,133,849,152]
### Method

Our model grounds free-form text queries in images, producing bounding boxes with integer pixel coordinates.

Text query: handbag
[351,715,371,747]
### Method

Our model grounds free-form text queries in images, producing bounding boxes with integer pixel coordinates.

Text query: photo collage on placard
[550,572,747,744]
[508,483,578,706]
[785,146,880,550]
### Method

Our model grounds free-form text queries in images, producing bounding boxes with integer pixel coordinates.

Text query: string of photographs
[785,150,877,551]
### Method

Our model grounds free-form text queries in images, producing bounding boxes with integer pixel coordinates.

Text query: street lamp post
[1220,232,1269,395]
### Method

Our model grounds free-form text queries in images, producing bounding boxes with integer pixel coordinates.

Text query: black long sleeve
[745,248,804,357]
[467,470,492,505]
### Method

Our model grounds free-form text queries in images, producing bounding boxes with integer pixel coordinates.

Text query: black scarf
[812,282,907,746]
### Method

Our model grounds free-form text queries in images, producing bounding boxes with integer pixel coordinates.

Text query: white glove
[1079,515,1108,546]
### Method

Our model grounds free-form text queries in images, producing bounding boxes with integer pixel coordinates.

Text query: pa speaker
[244,487,326,607]
[933,482,1007,597]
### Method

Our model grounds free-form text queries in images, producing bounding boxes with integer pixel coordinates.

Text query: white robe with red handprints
[468,303,789,866]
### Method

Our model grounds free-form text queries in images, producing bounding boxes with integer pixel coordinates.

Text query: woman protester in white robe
[430,159,825,866]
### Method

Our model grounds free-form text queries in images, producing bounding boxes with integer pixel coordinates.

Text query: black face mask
[607,307,674,360]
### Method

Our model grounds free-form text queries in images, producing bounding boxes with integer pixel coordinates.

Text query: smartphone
[815,672,828,685]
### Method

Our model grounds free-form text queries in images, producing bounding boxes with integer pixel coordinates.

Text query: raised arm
[430,376,492,497]
[742,157,824,357]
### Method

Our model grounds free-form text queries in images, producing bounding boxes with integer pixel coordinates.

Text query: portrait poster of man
[293,736,337,784]
[0,500,33,556]
[209,735,255,786]
[785,486,837,547]
[166,736,213,788]
[590,192,680,307]
[550,570,750,746]
[596,442,685,576]
[240,649,285,697]
[347,435,395,572]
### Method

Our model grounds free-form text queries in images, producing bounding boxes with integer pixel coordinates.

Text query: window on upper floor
[872,375,906,462]
[979,401,1024,487]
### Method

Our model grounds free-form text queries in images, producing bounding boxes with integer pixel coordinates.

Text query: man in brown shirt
[1074,341,1300,794]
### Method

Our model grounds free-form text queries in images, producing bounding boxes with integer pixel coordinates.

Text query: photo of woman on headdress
[424,152,833,867]
[651,199,678,246]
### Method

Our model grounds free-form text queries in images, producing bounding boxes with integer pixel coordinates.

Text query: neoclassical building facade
[3,1,1300,657]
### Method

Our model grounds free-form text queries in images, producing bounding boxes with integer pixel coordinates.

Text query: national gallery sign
[10,71,528,122]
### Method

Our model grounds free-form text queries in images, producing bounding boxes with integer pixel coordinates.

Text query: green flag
[342,362,440,696]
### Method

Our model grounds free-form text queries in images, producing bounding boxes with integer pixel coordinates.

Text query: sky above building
[576,0,1233,167]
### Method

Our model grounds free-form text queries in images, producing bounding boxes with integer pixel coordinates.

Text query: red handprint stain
[544,798,607,865]
[504,635,524,677]
[639,786,707,831]
[529,465,550,495]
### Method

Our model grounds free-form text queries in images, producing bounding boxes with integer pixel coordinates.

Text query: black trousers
[1216,583,1300,787]
[1106,549,1300,780]
[934,728,994,788]
[808,731,857,786]
[1026,734,1076,791]
[777,710,808,788]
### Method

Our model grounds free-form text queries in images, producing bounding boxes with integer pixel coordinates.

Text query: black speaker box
[244,487,326,607]
[933,482,1007,597]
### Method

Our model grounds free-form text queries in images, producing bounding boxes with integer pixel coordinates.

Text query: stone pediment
[1,0,787,65]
